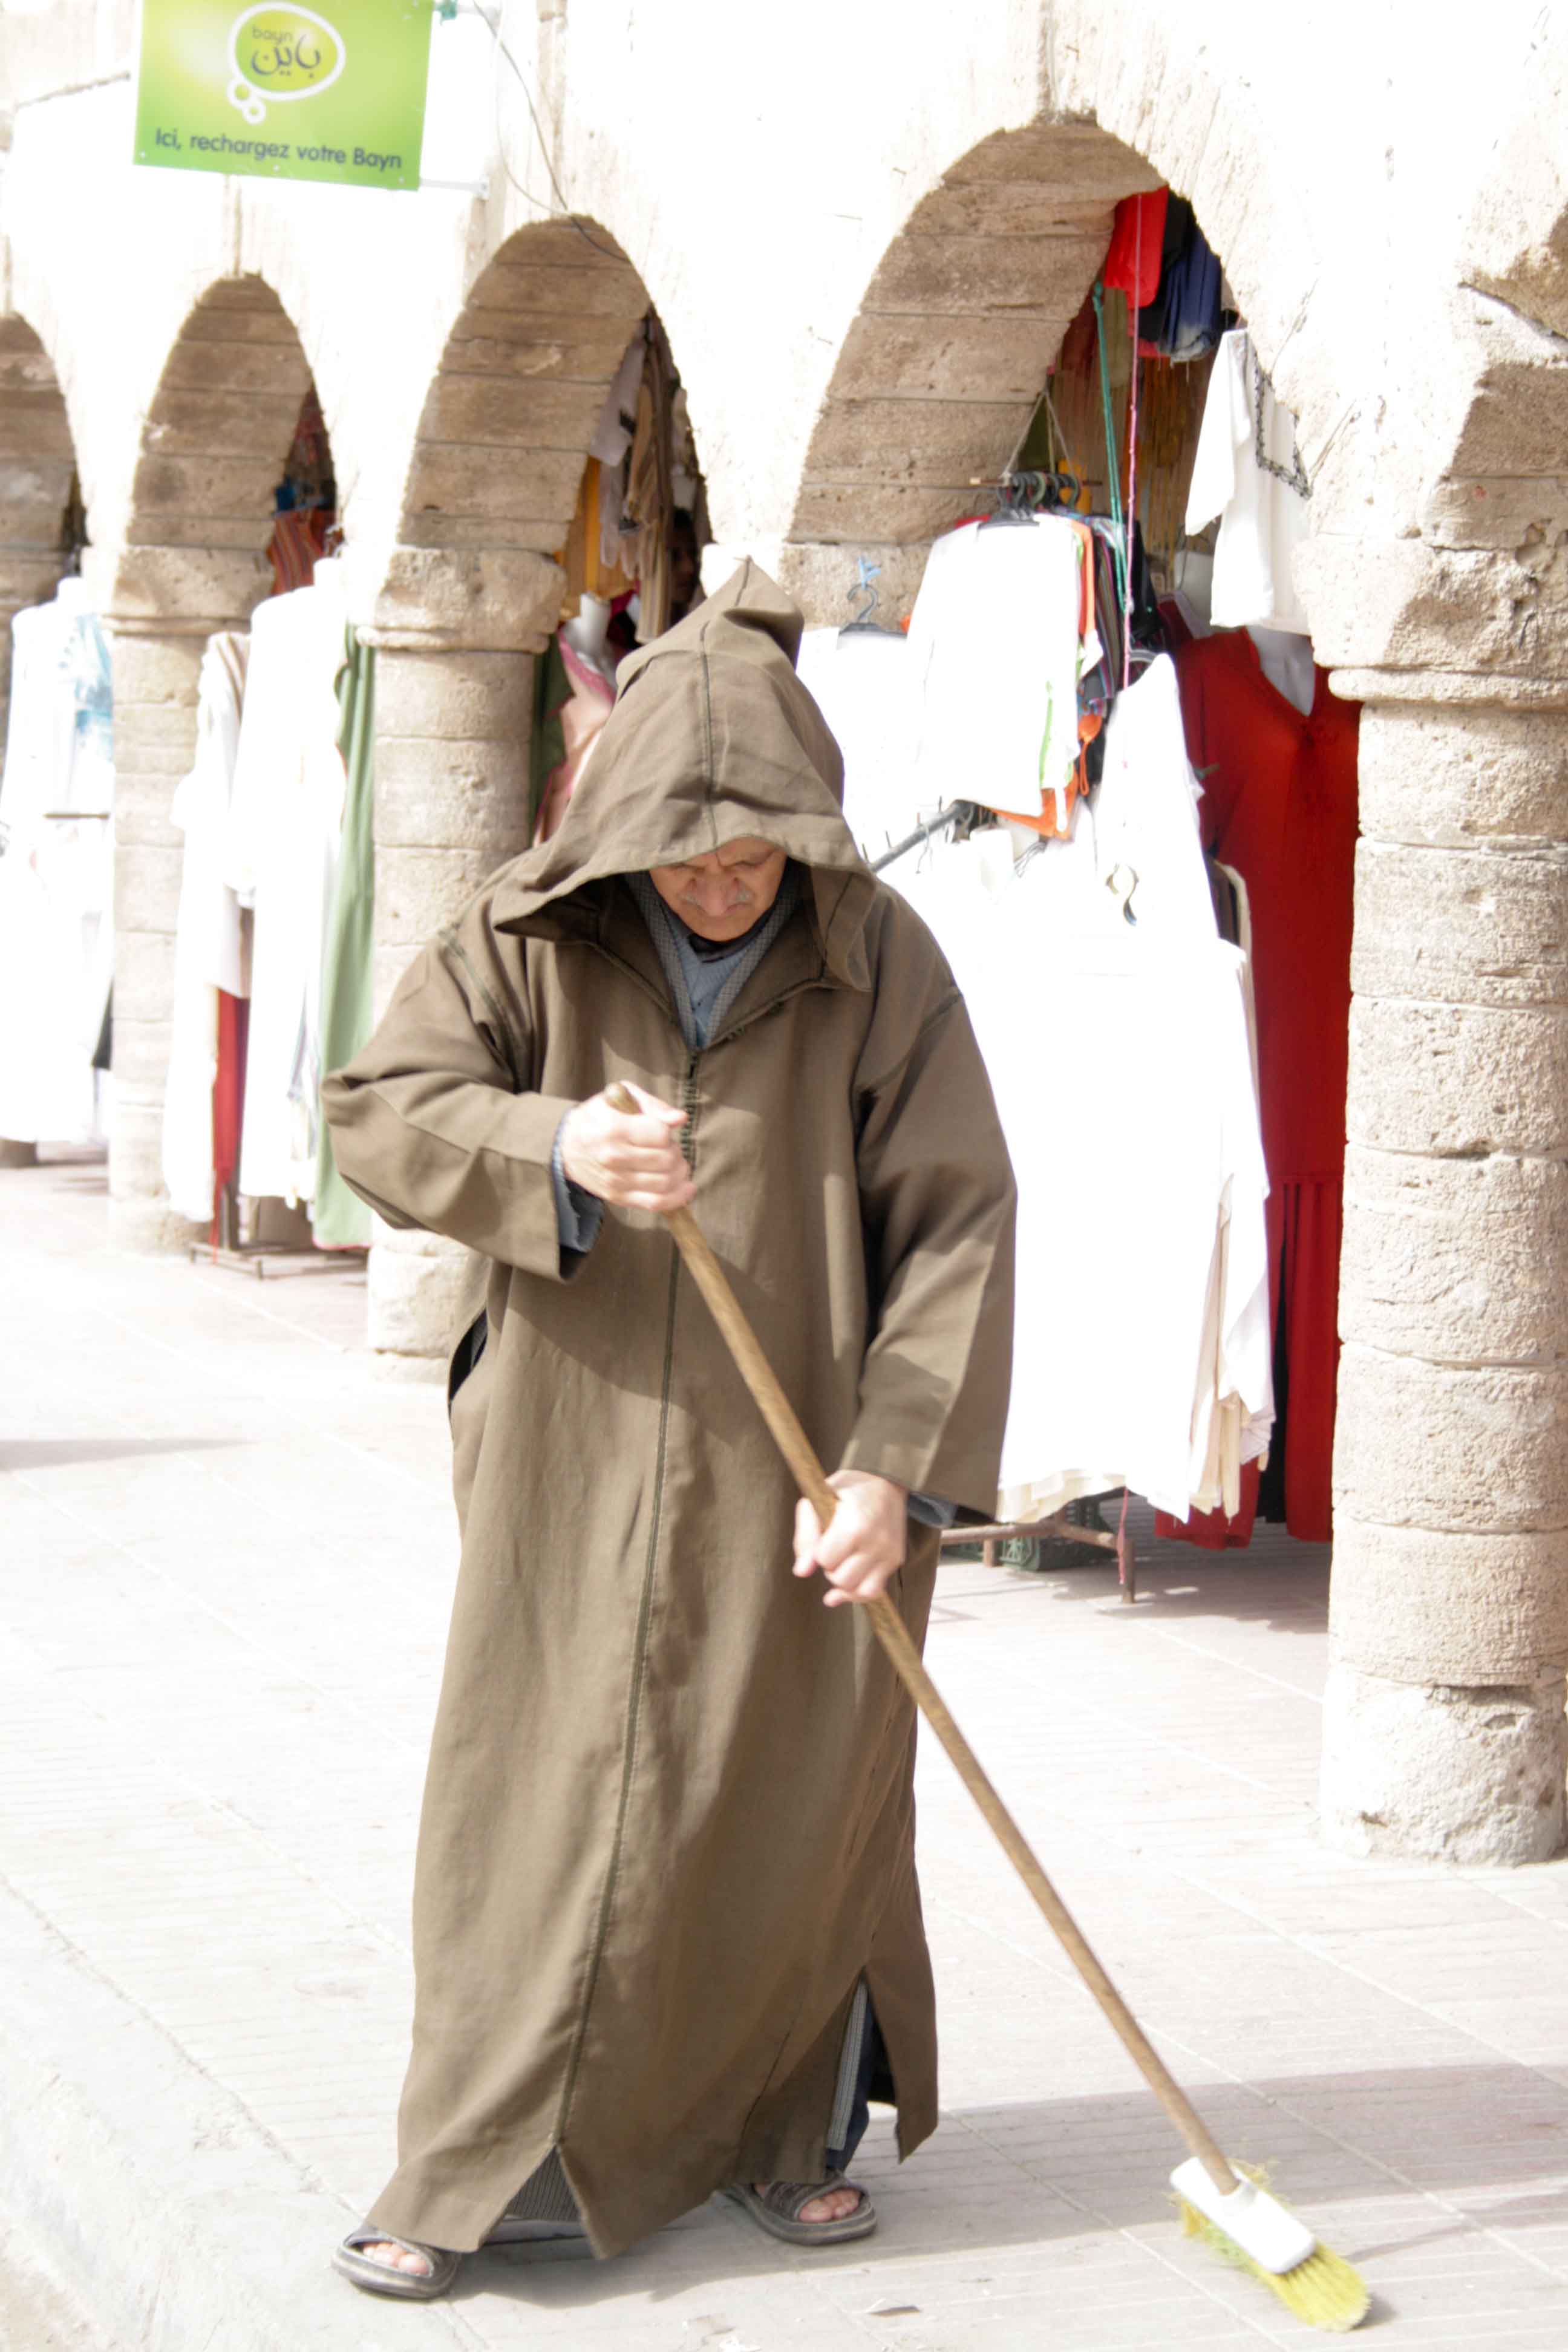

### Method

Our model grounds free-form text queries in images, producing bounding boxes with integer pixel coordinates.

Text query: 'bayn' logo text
[227,8,346,125]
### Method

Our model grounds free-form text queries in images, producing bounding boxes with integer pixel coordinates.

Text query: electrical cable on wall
[465,1,626,263]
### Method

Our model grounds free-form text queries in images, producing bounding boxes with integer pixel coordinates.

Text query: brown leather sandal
[722,2173,877,2246]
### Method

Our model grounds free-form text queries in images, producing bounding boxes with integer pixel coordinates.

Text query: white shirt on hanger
[905,517,1099,831]
[1186,328,1312,636]
[161,631,250,1224]
[223,569,347,1209]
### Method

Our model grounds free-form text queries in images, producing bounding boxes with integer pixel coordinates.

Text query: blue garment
[1138,196,1224,364]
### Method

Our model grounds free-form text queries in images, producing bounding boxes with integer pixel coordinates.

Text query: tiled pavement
[2,1153,1567,2350]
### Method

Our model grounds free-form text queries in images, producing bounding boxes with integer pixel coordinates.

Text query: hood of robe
[489,561,875,990]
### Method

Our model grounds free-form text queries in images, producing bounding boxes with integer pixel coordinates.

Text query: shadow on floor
[445,2062,1568,2314]
[1,1437,243,1471]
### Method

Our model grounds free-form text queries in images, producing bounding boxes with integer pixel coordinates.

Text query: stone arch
[373,217,655,650]
[108,272,331,1250]
[362,217,688,1366]
[114,275,321,628]
[786,120,1160,587]
[0,312,82,757]
[778,74,1324,621]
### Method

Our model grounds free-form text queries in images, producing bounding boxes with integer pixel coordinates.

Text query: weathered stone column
[1322,690,1568,1863]
[98,548,267,1250]
[359,546,557,1373]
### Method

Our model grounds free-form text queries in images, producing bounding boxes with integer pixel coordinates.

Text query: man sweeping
[323,563,1016,2301]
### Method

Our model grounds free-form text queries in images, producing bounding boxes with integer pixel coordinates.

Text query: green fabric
[312,624,376,1246]
[528,632,570,835]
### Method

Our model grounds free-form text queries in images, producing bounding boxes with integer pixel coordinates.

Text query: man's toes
[363,2239,431,2276]
[799,2187,859,2224]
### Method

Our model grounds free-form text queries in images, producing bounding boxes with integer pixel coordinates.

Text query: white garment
[891,808,1272,1523]
[1185,329,1312,635]
[223,572,348,1206]
[161,632,250,1223]
[906,518,1100,832]
[0,579,114,1147]
[795,626,921,861]
[1091,655,1216,946]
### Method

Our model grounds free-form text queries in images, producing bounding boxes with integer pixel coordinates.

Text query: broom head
[1171,2158,1370,2333]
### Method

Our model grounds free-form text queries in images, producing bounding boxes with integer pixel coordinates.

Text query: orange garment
[1157,630,1359,1547]
[555,458,638,619]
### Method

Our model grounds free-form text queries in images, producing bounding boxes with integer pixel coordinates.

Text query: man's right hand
[560,1084,694,1213]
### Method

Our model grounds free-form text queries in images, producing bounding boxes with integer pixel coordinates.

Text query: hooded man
[324,563,1016,2301]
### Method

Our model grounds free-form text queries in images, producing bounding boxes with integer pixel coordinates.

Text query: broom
[604,1083,1368,2332]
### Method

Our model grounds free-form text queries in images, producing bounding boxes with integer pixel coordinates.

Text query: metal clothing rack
[940,1491,1136,1601]
[190,1178,366,1278]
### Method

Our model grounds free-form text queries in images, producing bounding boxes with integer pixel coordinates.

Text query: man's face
[647,837,787,942]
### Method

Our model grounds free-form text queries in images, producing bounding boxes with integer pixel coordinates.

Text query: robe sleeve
[840,988,1016,1518]
[320,918,587,1282]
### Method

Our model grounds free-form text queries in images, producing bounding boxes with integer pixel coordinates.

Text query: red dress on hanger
[1159,629,1359,1547]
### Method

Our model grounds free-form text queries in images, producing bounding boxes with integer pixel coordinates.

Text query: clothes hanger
[978,468,1084,528]
[838,557,896,636]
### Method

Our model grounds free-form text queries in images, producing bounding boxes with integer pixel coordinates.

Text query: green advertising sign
[133,0,437,191]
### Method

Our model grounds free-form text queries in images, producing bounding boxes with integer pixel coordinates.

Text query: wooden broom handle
[602,1082,1237,2194]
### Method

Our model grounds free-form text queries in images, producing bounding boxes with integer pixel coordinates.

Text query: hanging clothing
[889,655,1271,1524]
[556,457,639,620]
[532,634,615,844]
[1157,629,1358,1548]
[213,990,250,1213]
[1137,197,1224,364]
[907,518,1101,835]
[1168,1177,1343,1547]
[795,626,919,861]
[625,322,676,641]
[1089,652,1215,945]
[893,812,1269,1524]
[587,333,647,576]
[162,632,251,1226]
[223,563,350,1207]
[310,624,376,1247]
[321,563,1015,2260]
[0,578,114,1149]
[1185,328,1312,633]
[1102,189,1168,308]
[267,506,332,596]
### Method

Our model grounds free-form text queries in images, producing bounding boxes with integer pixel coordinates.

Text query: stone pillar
[100,548,267,1250]
[358,630,538,1374]
[1322,691,1568,1863]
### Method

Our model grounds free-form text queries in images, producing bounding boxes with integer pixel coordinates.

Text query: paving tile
[3,1157,1568,2348]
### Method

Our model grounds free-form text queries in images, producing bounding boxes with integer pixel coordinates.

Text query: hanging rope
[1091,281,1128,618]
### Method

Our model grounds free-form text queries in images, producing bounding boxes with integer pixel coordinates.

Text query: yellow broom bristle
[1177,2197,1371,2333]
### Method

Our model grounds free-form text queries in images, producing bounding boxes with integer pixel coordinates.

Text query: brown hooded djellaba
[322,563,1016,2259]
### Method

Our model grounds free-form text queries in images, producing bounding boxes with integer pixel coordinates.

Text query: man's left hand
[793,1471,908,1609]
